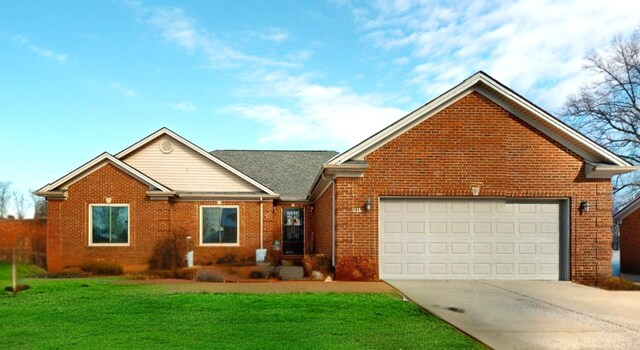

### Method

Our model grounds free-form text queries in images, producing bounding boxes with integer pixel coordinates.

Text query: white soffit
[115,127,278,196]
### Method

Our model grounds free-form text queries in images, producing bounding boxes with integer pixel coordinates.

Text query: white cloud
[243,27,290,43]
[12,35,68,63]
[173,101,198,112]
[348,0,640,110]
[142,6,294,68]
[109,82,137,98]
[228,71,406,148]
[393,56,409,65]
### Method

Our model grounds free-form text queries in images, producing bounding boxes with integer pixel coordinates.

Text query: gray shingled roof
[210,150,339,201]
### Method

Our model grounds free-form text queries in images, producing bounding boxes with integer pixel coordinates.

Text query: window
[89,204,129,246]
[201,206,239,245]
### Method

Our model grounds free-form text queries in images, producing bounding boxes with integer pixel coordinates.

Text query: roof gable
[35,152,172,197]
[328,71,633,170]
[116,128,278,196]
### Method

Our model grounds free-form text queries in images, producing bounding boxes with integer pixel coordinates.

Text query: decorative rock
[310,270,324,281]
[278,266,304,280]
[324,275,333,282]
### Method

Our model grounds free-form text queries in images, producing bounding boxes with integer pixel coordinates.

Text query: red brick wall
[334,91,613,284]
[313,183,334,261]
[47,164,170,272]
[47,164,277,272]
[170,200,264,265]
[0,219,47,265]
[620,207,640,273]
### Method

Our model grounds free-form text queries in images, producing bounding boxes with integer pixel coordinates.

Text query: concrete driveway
[387,280,640,350]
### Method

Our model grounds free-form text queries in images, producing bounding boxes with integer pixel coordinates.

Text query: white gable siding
[122,135,259,192]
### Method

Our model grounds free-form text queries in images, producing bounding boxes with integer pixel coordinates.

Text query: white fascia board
[115,127,278,196]
[584,162,638,179]
[329,72,632,168]
[477,77,631,167]
[41,152,172,194]
[328,73,485,165]
[175,192,279,201]
[614,196,640,222]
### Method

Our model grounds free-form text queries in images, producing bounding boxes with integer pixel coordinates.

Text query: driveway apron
[387,280,640,350]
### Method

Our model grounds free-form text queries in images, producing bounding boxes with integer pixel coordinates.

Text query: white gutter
[259,198,264,250]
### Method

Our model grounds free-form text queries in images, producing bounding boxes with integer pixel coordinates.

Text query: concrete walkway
[135,279,398,294]
[388,280,640,350]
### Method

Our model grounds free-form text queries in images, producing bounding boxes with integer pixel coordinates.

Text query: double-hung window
[89,204,130,246]
[200,205,239,246]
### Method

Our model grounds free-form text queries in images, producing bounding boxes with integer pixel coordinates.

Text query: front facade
[614,197,640,274]
[38,72,635,284]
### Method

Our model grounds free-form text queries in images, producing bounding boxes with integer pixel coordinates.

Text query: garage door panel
[380,198,562,280]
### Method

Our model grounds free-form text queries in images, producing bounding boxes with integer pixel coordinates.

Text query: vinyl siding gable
[121,135,260,192]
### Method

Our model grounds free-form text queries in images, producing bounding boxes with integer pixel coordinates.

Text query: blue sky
[1,0,639,216]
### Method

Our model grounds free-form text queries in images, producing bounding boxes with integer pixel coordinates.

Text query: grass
[0,264,482,349]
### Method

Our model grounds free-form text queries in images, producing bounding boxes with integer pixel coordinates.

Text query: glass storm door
[283,208,304,255]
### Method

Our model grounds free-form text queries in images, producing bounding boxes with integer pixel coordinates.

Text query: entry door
[283,208,304,255]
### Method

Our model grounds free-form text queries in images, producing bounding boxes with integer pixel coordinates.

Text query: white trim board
[328,71,632,168]
[36,152,172,194]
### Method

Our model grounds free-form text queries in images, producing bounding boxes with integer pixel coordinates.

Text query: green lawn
[0,264,482,349]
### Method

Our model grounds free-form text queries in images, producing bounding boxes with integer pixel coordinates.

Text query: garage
[379,198,569,280]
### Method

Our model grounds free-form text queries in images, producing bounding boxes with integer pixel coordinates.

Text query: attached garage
[379,198,570,280]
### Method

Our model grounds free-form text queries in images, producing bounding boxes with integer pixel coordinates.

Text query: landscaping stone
[311,270,324,281]
[278,266,304,280]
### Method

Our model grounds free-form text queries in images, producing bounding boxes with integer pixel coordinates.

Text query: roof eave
[584,162,638,179]
[614,196,640,222]
[34,190,68,200]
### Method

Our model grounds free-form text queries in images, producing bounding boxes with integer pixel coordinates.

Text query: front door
[283,208,304,255]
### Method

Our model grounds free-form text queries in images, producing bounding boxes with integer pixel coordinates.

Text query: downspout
[260,197,264,250]
[332,179,336,266]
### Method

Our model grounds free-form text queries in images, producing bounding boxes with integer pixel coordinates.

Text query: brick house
[614,197,640,274]
[36,72,635,284]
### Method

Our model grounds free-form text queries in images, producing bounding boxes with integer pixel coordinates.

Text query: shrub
[303,254,331,276]
[149,234,189,270]
[80,261,123,276]
[596,276,640,290]
[46,267,89,278]
[195,269,224,282]
[175,268,197,280]
[216,253,236,265]
[335,255,376,281]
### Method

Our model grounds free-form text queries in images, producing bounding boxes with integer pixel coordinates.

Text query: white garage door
[379,198,561,280]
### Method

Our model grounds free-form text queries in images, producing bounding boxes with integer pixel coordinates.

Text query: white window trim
[200,205,240,247]
[88,204,131,247]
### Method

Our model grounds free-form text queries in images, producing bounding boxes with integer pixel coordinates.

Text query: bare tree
[13,191,28,219]
[563,28,640,207]
[0,181,12,218]
[30,191,47,219]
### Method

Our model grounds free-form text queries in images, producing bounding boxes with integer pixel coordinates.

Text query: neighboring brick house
[614,197,640,274]
[37,72,635,284]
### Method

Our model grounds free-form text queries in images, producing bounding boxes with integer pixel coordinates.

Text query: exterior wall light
[105,197,112,203]
[364,198,372,211]
[580,200,590,213]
